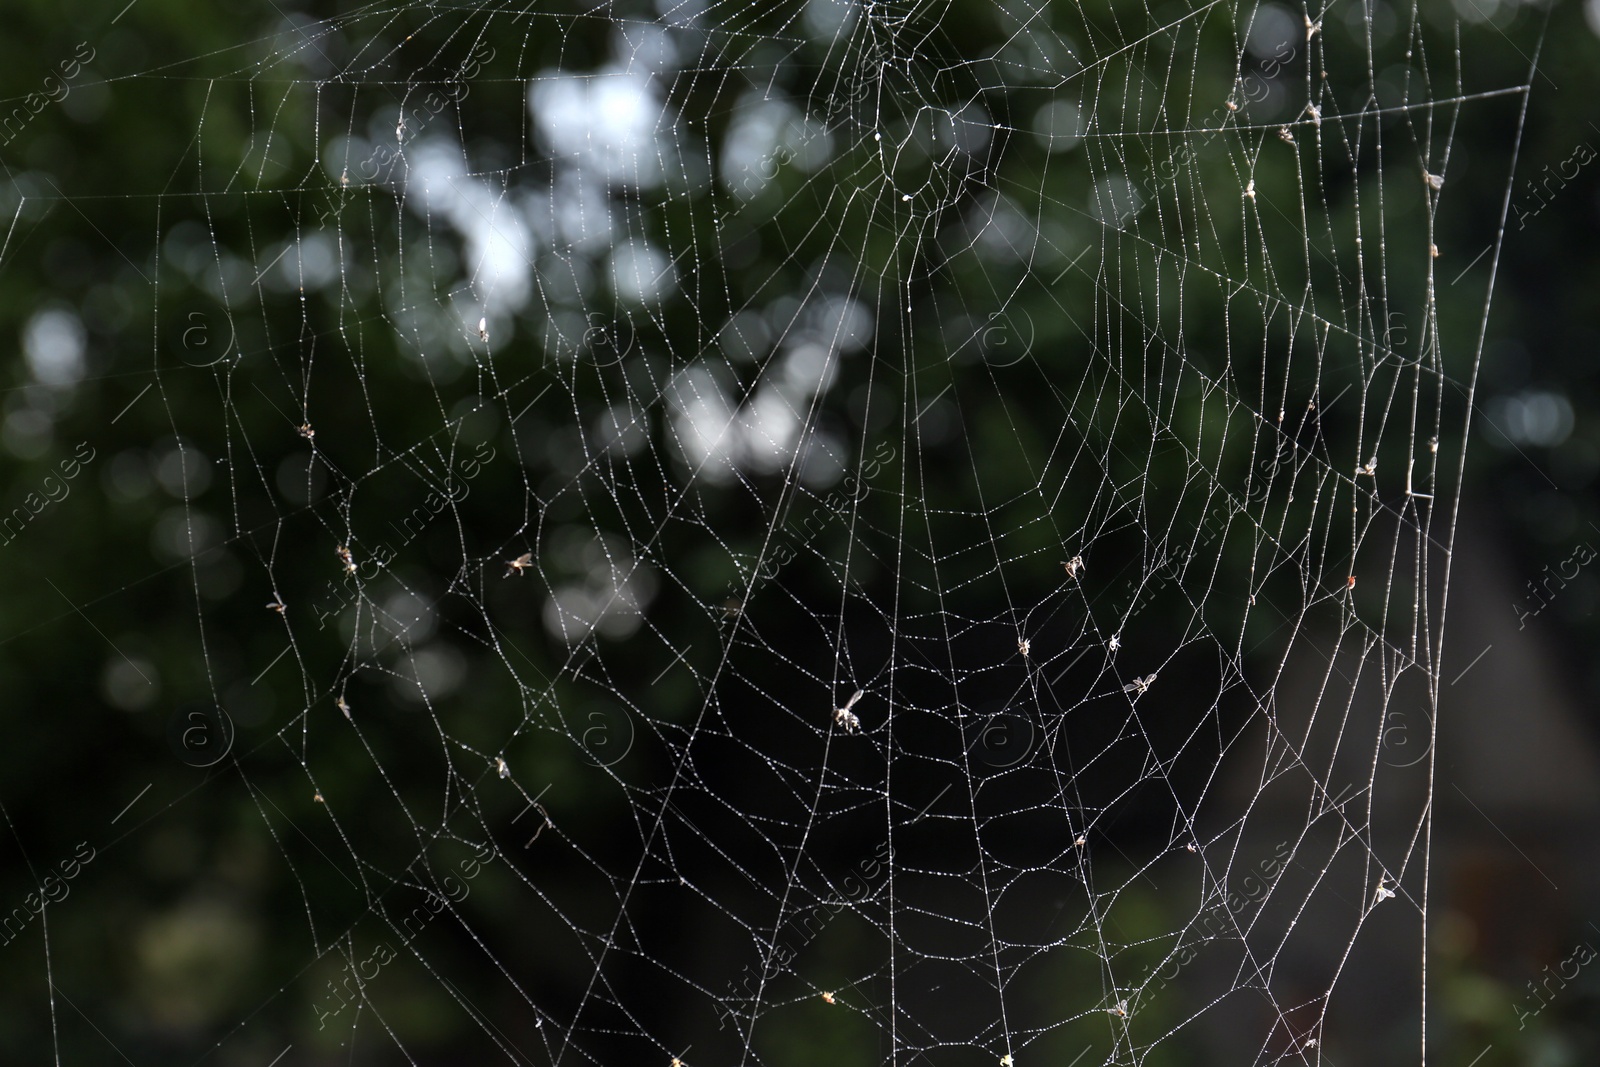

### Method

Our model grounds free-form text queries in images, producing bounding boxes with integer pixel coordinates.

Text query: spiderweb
[3,0,1537,1063]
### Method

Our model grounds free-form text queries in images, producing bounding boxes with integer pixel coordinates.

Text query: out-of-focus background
[1,0,1597,1063]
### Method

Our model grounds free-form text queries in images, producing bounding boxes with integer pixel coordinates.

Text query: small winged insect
[1074,834,1086,848]
[504,552,533,578]
[999,1057,1013,1067]
[337,696,351,719]
[1108,1000,1129,1018]
[495,756,510,779]
[1122,673,1157,697]
[1018,637,1030,659]
[298,423,315,440]
[834,689,864,733]
[1107,633,1121,653]
[336,545,356,575]
[821,991,836,1004]
[1062,555,1085,579]
[478,317,489,342]
[1374,878,1396,904]
[265,596,286,614]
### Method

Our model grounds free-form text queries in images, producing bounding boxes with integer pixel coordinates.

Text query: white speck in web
[834,689,864,733]
[1122,673,1156,697]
